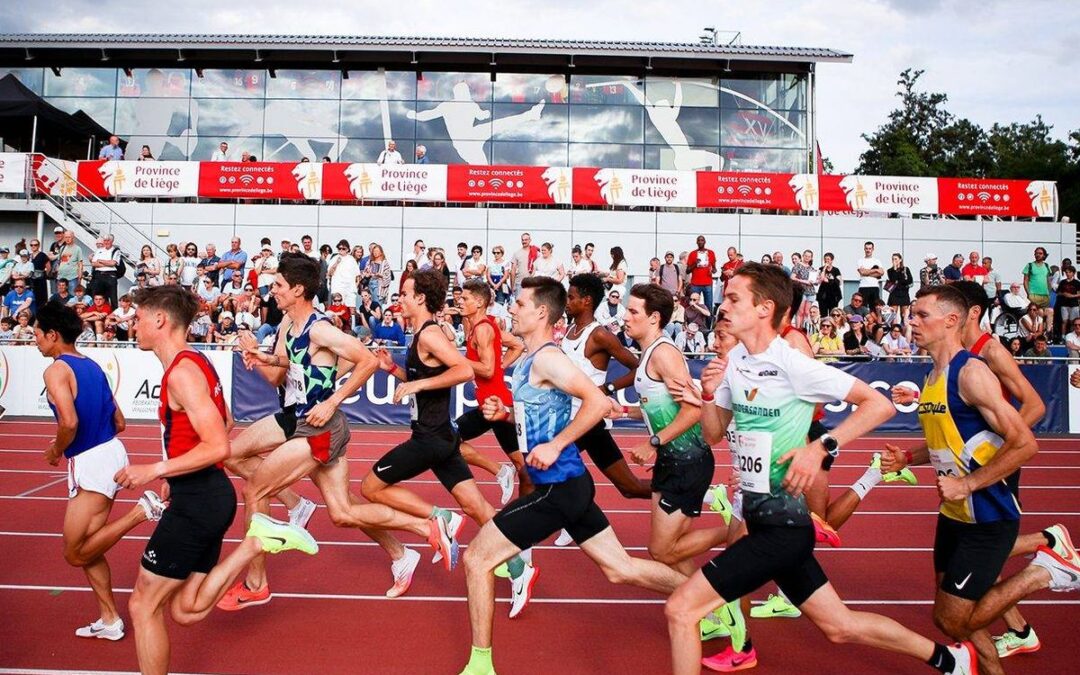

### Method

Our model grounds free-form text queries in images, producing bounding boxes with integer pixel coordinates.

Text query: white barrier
[0,345,233,421]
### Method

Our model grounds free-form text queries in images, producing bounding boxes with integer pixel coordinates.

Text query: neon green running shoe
[994,628,1040,658]
[493,562,511,578]
[719,601,747,653]
[872,452,918,485]
[247,513,319,555]
[707,484,733,525]
[700,614,730,641]
[750,593,801,619]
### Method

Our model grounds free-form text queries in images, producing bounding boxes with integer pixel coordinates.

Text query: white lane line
[14,476,67,498]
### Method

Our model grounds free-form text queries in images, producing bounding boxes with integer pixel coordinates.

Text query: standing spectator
[28,239,49,305]
[596,288,626,331]
[816,252,843,316]
[719,246,743,291]
[199,243,221,287]
[1055,266,1080,333]
[583,242,601,274]
[509,232,538,293]
[240,151,251,162]
[179,242,200,290]
[1023,246,1054,328]
[46,226,65,293]
[98,135,124,160]
[790,249,816,327]
[961,251,988,282]
[1065,319,1080,359]
[137,145,154,161]
[430,250,452,289]
[92,234,122,307]
[772,251,790,275]
[885,253,913,325]
[414,145,429,164]
[163,244,183,285]
[486,246,509,304]
[217,237,248,289]
[686,235,717,313]
[399,259,418,295]
[657,251,682,297]
[279,239,294,260]
[942,254,964,283]
[366,244,393,301]
[532,243,565,282]
[567,245,593,277]
[647,257,662,285]
[411,239,427,267]
[0,247,14,296]
[137,245,163,286]
[462,245,487,284]
[210,141,230,161]
[856,241,884,306]
[300,234,319,259]
[2,279,35,319]
[603,246,628,300]
[920,253,943,288]
[254,245,278,296]
[55,230,83,288]
[450,242,467,287]
[376,140,404,165]
[982,256,1002,302]
[316,244,332,304]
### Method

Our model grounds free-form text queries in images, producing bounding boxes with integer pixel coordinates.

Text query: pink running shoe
[702,646,758,672]
[812,512,841,548]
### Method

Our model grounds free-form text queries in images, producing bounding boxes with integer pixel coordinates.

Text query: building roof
[0,33,852,75]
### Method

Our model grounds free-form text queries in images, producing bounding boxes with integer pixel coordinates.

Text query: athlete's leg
[128,569,185,675]
[666,571,731,674]
[458,439,502,478]
[361,471,441,519]
[805,466,829,519]
[933,588,1003,675]
[310,458,429,540]
[62,490,126,624]
[449,478,497,525]
[648,496,727,576]
[967,565,1054,632]
[169,538,266,625]
[62,489,149,568]
[580,526,686,593]
[601,459,652,499]
[1010,531,1051,557]
[227,415,303,510]
[463,520,523,648]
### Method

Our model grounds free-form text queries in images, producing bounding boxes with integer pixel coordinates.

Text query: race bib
[514,401,528,454]
[283,362,305,407]
[735,430,771,494]
[409,394,419,422]
[929,448,960,478]
[726,426,740,466]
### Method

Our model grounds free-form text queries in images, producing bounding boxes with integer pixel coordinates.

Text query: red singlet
[466,316,512,406]
[159,350,228,465]
[782,325,827,421]
[970,332,1012,401]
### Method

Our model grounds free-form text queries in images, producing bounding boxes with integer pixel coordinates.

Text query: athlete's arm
[500,330,525,369]
[393,327,472,403]
[528,348,607,470]
[468,322,498,379]
[648,342,702,443]
[239,324,288,387]
[593,328,639,392]
[43,362,76,465]
[111,394,126,434]
[306,321,378,426]
[695,357,732,446]
[984,340,1046,427]
[944,358,1038,500]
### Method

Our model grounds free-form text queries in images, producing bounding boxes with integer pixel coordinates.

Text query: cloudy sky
[3,0,1076,172]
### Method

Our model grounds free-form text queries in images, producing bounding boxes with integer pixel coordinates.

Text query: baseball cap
[261,244,273,252]
[18,249,29,257]
[53,226,64,233]
[0,247,8,253]
[849,314,864,323]
[219,311,234,320]
[924,253,937,261]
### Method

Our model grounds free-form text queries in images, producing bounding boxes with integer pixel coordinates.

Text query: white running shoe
[554,529,574,547]
[496,463,516,505]
[1030,546,1080,591]
[137,490,166,521]
[386,547,421,598]
[509,563,539,619]
[75,617,124,641]
[288,497,317,529]
[432,511,465,565]
[944,642,977,675]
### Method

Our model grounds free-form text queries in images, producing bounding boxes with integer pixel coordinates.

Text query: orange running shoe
[216,580,271,611]
[812,512,841,548]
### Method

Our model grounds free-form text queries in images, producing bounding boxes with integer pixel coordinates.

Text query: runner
[35,300,165,641]
[454,278,529,505]
[224,254,448,609]
[459,276,687,675]
[665,263,976,675]
[362,268,536,617]
[880,284,1078,675]
[118,285,317,675]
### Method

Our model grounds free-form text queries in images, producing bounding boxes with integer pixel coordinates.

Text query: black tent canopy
[0,74,114,159]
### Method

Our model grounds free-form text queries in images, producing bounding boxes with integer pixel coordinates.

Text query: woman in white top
[137,245,162,286]
[532,242,565,282]
[462,245,487,284]
[328,238,361,309]
[254,245,278,295]
[180,242,201,289]
[604,246,628,299]
[162,244,184,285]
[486,246,509,304]
[568,245,593,277]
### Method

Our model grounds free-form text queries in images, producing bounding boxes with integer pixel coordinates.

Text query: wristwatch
[819,433,839,470]
[603,382,617,395]
[649,434,662,448]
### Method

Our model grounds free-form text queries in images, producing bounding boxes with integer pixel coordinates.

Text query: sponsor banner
[322,163,448,202]
[0,346,232,420]
[572,167,695,208]
[817,175,938,215]
[938,178,1058,219]
[32,155,81,197]
[0,152,28,193]
[446,165,572,204]
[695,172,818,210]
[77,160,199,198]
[198,162,323,200]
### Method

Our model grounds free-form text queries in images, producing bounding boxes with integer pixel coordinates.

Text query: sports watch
[649,434,662,448]
[603,382,617,395]
[820,433,839,457]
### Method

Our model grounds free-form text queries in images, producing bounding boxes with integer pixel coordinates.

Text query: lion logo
[96,161,125,196]
[344,163,375,200]
[592,168,623,205]
[540,167,571,204]
[838,175,868,210]
[35,160,78,197]
[290,163,321,200]
[1024,181,1057,218]
[787,174,819,211]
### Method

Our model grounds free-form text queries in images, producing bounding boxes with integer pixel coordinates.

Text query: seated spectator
[197,276,222,307]
[1065,319,1080,359]
[842,315,869,356]
[863,325,887,358]
[0,316,13,342]
[828,308,849,337]
[669,296,685,332]
[372,311,407,346]
[1007,336,1023,359]
[12,311,34,342]
[843,292,869,320]
[1003,283,1028,310]
[802,303,822,335]
[684,291,710,329]
[189,303,213,342]
[222,274,245,298]
[49,278,73,305]
[3,279,35,319]
[673,321,705,354]
[1022,335,1052,362]
[354,325,373,346]
[105,295,136,340]
[210,311,239,344]
[810,318,845,361]
[1018,302,1046,348]
[881,324,912,358]
[254,245,278,295]
[355,289,382,331]
[234,304,260,332]
[81,294,112,339]
[326,293,353,331]
[67,285,91,311]
[596,289,626,331]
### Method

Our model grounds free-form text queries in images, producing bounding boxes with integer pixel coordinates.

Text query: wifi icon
[977,191,991,202]
[240,175,254,186]
[489,178,504,189]
[737,185,753,196]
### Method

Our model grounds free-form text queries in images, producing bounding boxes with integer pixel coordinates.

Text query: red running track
[0,419,1077,674]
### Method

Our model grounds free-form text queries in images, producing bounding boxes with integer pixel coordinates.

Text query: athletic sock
[1044,529,1057,550]
[506,555,527,578]
[464,646,493,674]
[519,547,533,565]
[928,643,956,673]
[430,506,452,524]
[851,465,884,500]
[1014,624,1031,639]
[741,636,753,653]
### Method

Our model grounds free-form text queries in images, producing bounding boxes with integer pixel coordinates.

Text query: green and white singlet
[634,336,710,461]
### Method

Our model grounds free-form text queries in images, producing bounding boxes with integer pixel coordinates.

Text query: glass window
[44,68,116,97]
[45,97,116,130]
[569,105,643,144]
[340,100,416,139]
[490,141,568,167]
[417,72,491,102]
[568,75,641,104]
[114,98,191,137]
[117,68,190,98]
[189,136,262,161]
[192,98,265,137]
[721,108,806,150]
[0,68,44,94]
[721,147,808,174]
[568,143,643,169]
[339,138,396,164]
[266,70,341,99]
[722,74,807,112]
[127,138,191,161]
[644,77,719,107]
[644,145,723,171]
[259,137,340,162]
[191,69,266,98]
[490,103,567,142]
[645,106,719,147]
[264,99,340,136]
[413,101,492,142]
[341,70,417,101]
[494,73,569,104]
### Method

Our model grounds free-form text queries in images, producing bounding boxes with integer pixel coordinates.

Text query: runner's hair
[732,262,792,330]
[34,300,83,343]
[629,283,674,327]
[131,285,199,329]
[569,272,604,312]
[411,268,448,313]
[521,276,566,325]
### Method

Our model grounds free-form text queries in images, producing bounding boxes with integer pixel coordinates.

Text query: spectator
[137,145,154,161]
[28,239,49,303]
[45,226,65,291]
[55,231,83,288]
[790,249,816,327]
[596,288,626,331]
[720,246,743,290]
[210,141,230,161]
[844,292,869,320]
[669,295,685,332]
[82,294,112,339]
[376,140,405,165]
[885,253,913,325]
[864,324,887,358]
[647,257,662,285]
[919,253,943,288]
[982,256,1002,301]
[1023,246,1054,327]
[1055,266,1080,333]
[760,253,773,265]
[686,236,717,312]
[430,250,452,289]
[326,293,353,331]
[1065,319,1080,359]
[316,244,332,304]
[772,251,790,276]
[881,323,912,358]
[0,316,13,342]
[1007,336,1023,359]
[462,245,487,284]
[674,321,706,354]
[943,254,964,283]
[366,243,393,301]
[1018,302,1046,348]
[803,303,822,335]
[411,239,427,267]
[163,243,184,285]
[240,151,251,162]
[856,241,884,306]
[234,296,260,332]
[808,251,840,317]
[486,246,509,304]
[603,246,629,300]
[399,259,418,295]
[961,251,988,282]
[842,315,869,356]
[372,310,407,346]
[583,242,601,274]
[3,279,35,319]
[1003,283,1027,311]
[188,303,212,342]
[98,135,124,161]
[415,144,429,164]
[137,244,163,286]
[1022,335,1052,362]
[355,288,382,331]
[221,274,245,299]
[509,233,537,293]
[254,245,278,296]
[179,242,200,290]
[0,247,14,296]
[67,284,91,311]
[199,243,221,286]
[106,294,136,340]
[12,311,34,342]
[324,239,360,310]
[684,291,710,329]
[657,251,682,297]
[49,278,72,305]
[568,245,593,277]
[810,317,844,360]
[300,234,319,259]
[218,237,248,289]
[533,243,565,282]
[196,275,221,308]
[444,286,465,329]
[209,311,239,344]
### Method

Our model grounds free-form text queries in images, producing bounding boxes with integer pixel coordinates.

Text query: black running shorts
[701,523,827,607]
[651,452,715,518]
[372,432,474,491]
[576,420,625,470]
[493,472,609,550]
[273,404,298,438]
[142,468,237,580]
[455,408,519,455]
[933,514,1019,601]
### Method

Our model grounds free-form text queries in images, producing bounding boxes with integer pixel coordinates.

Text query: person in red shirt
[961,251,988,283]
[326,292,352,331]
[82,294,112,339]
[686,236,717,322]
[720,246,743,290]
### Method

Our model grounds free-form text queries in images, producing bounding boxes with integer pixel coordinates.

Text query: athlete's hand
[880,443,906,472]
[160,481,170,503]
[526,441,560,471]
[393,380,420,404]
[375,348,396,373]
[304,400,337,428]
[481,395,509,422]
[1071,369,1080,389]
[44,440,61,466]
[891,385,918,405]
[604,398,626,420]
[779,443,825,499]
[630,443,656,468]
[727,470,740,489]
[699,356,728,397]
[237,329,259,353]
[114,461,165,489]
[670,379,703,407]
[937,475,971,502]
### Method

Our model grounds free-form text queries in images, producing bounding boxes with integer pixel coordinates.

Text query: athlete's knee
[324,501,354,529]
[62,544,90,568]
[360,477,384,503]
[169,603,201,627]
[598,560,632,586]
[664,588,699,626]
[128,586,157,623]
[817,611,860,645]
[933,607,969,640]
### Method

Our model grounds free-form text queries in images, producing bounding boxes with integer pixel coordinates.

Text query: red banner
[446,165,572,204]
[696,171,818,211]
[937,178,1057,218]
[198,162,323,200]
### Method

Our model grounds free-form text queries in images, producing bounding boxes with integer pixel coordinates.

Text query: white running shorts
[67,437,128,499]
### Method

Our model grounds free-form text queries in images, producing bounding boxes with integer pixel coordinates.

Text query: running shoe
[74,617,124,641]
[288,496,317,529]
[386,547,421,599]
[993,628,1040,658]
[496,463,516,506]
[493,562,511,578]
[508,563,539,619]
[706,484,733,525]
[718,602,747,652]
[1030,546,1080,591]
[702,646,758,672]
[699,614,731,641]
[428,513,461,572]
[217,580,271,611]
[872,452,918,485]
[137,490,167,521]
[554,529,574,547]
[432,511,465,565]
[750,594,801,619]
[247,513,319,555]
[811,512,841,548]
[944,641,978,675]
[1044,523,1078,566]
